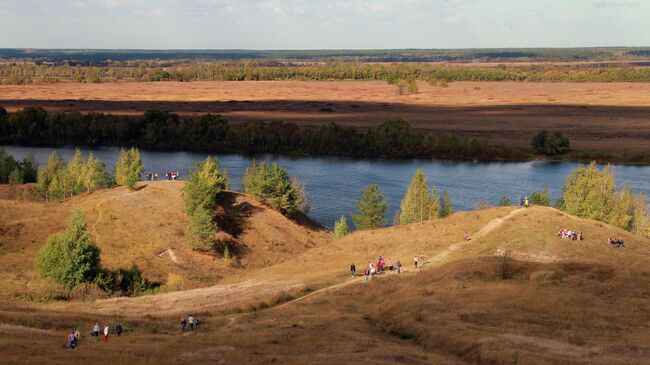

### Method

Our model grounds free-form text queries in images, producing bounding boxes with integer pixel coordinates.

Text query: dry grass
[0,181,328,302]
[2,81,650,151]
[2,185,650,364]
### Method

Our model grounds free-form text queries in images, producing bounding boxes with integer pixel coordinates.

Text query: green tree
[531,130,571,156]
[188,205,216,252]
[115,147,144,190]
[608,184,634,231]
[530,186,551,206]
[243,162,305,214]
[8,168,23,185]
[82,152,110,193]
[36,210,101,290]
[499,196,511,206]
[352,184,388,230]
[20,152,38,183]
[439,190,454,217]
[37,151,64,201]
[562,162,615,222]
[429,187,441,219]
[407,78,419,94]
[334,215,349,239]
[67,148,86,195]
[631,193,649,237]
[184,156,230,215]
[399,169,432,224]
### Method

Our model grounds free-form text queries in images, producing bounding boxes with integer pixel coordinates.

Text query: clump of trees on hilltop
[37,149,112,201]
[561,162,649,236]
[242,161,307,215]
[35,147,143,201]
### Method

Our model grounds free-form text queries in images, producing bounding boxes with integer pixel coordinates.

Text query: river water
[3,145,649,229]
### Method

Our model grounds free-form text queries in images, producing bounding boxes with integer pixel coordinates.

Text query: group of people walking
[351,253,428,281]
[180,315,199,333]
[67,322,122,349]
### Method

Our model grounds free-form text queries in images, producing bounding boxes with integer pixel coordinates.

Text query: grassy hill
[1,183,649,364]
[0,181,328,302]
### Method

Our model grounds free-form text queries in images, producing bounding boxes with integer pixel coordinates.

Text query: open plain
[2,81,650,151]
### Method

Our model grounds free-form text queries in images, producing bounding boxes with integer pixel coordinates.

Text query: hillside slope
[2,201,650,364]
[0,181,327,301]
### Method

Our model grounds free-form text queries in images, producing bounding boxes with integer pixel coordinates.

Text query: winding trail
[90,199,107,243]
[427,207,529,265]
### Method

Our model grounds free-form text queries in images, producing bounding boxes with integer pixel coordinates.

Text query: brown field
[2,81,650,151]
[2,183,650,364]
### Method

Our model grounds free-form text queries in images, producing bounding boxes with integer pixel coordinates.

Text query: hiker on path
[67,330,76,349]
[464,232,469,241]
[115,323,123,336]
[181,318,187,333]
[388,258,393,271]
[364,267,369,281]
[74,329,80,344]
[189,316,195,332]
[350,263,356,278]
[396,260,402,274]
[92,323,100,337]
[421,254,425,267]
[103,326,109,342]
[414,255,418,268]
[524,197,529,208]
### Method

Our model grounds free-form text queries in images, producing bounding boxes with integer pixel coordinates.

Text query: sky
[0,0,649,49]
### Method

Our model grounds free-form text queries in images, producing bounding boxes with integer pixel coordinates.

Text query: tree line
[334,164,650,240]
[334,169,455,239]
[33,147,143,201]
[4,62,650,84]
[0,107,524,161]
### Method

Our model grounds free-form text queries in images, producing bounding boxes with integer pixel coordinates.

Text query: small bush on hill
[334,215,349,239]
[530,186,551,206]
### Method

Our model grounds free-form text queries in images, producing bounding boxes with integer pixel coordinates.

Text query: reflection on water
[3,146,649,229]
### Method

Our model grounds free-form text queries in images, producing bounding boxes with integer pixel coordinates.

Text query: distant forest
[0,107,525,161]
[2,47,650,84]
[3,62,650,84]
[2,47,650,63]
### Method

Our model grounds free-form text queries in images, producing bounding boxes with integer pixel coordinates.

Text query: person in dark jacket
[350,263,356,278]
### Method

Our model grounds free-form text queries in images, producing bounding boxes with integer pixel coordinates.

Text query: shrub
[530,186,551,206]
[498,196,511,206]
[334,215,349,239]
[36,210,101,290]
[531,130,571,156]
